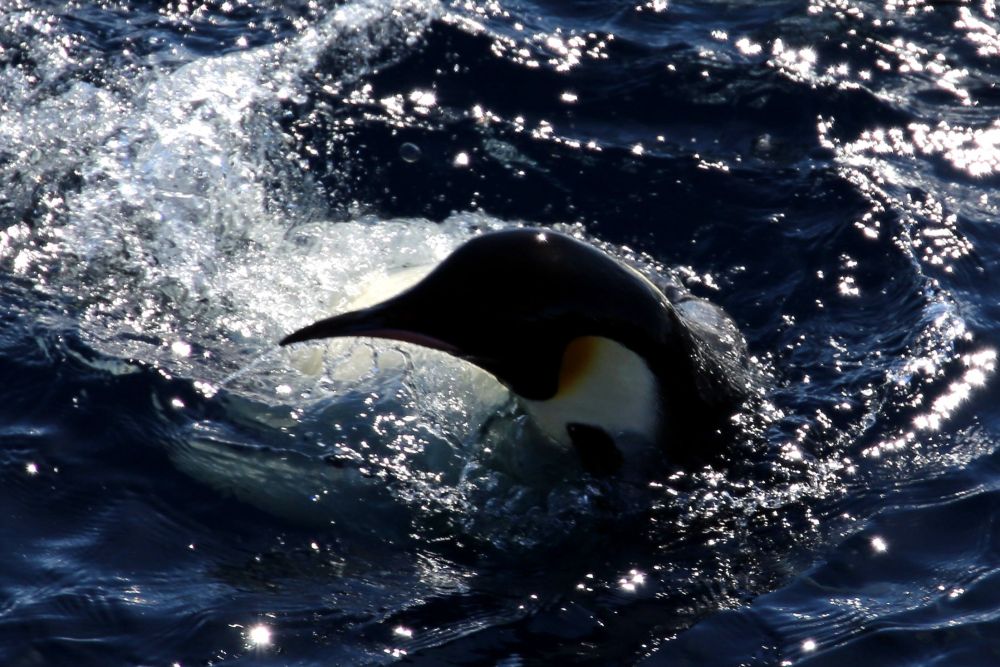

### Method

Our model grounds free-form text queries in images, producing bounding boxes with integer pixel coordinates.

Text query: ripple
[2,0,1000,665]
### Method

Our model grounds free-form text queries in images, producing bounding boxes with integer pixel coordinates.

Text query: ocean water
[2,0,1000,664]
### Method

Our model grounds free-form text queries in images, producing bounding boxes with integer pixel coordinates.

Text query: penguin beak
[278,255,564,401]
[279,299,462,356]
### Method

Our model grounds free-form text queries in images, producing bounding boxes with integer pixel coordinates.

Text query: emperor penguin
[281,229,755,475]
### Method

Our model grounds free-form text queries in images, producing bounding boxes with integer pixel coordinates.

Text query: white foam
[0,0,551,532]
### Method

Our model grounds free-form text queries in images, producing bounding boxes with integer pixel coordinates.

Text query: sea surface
[2,0,1000,665]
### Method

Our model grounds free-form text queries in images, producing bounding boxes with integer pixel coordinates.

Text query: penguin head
[280,229,675,403]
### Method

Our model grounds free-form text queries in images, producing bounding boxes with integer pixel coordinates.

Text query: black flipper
[567,423,624,477]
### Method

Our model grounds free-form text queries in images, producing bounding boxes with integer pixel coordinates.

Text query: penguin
[281,229,755,475]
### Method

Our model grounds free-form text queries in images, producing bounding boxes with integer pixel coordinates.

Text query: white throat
[520,336,661,448]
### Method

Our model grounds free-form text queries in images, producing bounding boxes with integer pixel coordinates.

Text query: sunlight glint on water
[0,0,998,664]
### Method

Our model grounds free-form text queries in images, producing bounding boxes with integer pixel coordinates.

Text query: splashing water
[1,0,999,664]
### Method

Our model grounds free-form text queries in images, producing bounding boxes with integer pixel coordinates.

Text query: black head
[280,229,676,400]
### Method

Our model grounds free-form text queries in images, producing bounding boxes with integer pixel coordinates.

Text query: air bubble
[400,142,421,163]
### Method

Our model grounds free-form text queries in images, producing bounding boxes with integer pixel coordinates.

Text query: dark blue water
[2,0,1000,664]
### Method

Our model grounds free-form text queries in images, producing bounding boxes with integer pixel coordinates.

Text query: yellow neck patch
[559,336,601,393]
[521,335,660,448]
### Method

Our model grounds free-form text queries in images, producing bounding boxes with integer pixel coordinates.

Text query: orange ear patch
[559,336,600,392]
